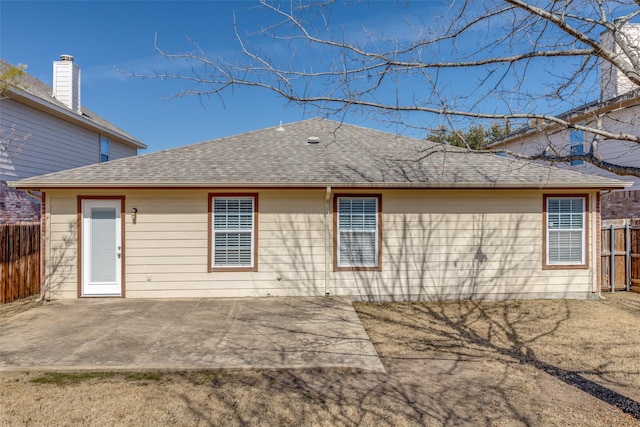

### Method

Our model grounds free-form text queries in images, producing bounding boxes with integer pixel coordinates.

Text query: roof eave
[10,180,632,191]
[5,88,147,149]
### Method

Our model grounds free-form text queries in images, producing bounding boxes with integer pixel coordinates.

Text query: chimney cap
[59,54,74,62]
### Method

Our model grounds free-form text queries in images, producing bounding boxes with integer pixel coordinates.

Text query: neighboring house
[488,25,640,219]
[488,90,640,218]
[11,118,630,301]
[0,55,146,223]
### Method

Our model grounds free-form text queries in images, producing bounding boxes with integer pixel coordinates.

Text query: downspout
[593,192,601,297]
[25,190,42,202]
[325,186,332,296]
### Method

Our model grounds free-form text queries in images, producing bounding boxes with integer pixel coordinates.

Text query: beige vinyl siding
[0,99,137,181]
[45,188,598,301]
[332,189,595,300]
[46,191,81,299]
[45,189,327,299]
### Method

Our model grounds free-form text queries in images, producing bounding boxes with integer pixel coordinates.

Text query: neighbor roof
[11,118,631,190]
[0,59,146,149]
[489,89,640,147]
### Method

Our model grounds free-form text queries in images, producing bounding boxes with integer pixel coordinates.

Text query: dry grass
[1,293,640,426]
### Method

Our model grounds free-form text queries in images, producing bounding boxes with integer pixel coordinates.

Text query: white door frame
[79,197,124,297]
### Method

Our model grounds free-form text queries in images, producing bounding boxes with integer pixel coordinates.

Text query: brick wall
[0,181,41,223]
[601,190,640,220]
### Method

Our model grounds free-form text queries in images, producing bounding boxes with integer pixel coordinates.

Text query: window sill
[209,266,257,273]
[335,265,382,272]
[542,263,588,270]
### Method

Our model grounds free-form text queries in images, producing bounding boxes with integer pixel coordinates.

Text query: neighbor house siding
[496,107,640,191]
[0,99,137,181]
[44,188,599,301]
[109,139,136,160]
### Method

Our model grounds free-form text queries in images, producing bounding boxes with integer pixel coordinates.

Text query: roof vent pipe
[307,136,320,144]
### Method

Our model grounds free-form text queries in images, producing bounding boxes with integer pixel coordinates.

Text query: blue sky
[1,1,619,153]
[2,0,448,153]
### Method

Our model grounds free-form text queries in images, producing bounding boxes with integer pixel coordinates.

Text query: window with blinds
[212,197,255,268]
[547,197,585,265]
[337,197,379,268]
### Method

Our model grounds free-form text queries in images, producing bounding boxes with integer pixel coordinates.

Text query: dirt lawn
[1,293,639,426]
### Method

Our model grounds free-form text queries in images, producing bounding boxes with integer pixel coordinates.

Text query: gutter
[9,180,633,191]
[24,190,42,202]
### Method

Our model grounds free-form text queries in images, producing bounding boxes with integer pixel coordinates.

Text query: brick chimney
[53,54,81,114]
[600,24,640,100]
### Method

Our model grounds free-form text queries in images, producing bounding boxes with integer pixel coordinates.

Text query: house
[488,25,640,219]
[10,118,630,301]
[0,55,146,223]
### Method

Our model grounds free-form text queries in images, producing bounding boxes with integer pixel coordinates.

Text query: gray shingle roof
[0,59,145,148]
[11,118,631,189]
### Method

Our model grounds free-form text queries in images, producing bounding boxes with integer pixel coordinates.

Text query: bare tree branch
[125,0,640,177]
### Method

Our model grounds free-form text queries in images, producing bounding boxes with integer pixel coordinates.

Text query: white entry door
[82,199,122,296]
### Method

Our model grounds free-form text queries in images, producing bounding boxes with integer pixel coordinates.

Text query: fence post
[611,224,615,293]
[626,223,631,291]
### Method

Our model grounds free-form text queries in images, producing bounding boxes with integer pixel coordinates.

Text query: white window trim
[210,195,256,270]
[336,196,380,269]
[545,196,586,266]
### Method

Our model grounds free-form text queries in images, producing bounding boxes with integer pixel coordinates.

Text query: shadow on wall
[346,209,551,302]
[270,211,322,296]
[42,221,76,300]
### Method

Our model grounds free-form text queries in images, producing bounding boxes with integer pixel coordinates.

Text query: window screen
[212,197,254,268]
[337,197,378,267]
[547,197,585,265]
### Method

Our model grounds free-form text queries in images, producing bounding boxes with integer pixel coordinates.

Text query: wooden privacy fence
[0,222,40,303]
[601,221,640,293]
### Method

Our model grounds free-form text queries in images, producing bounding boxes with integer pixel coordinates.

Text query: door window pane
[90,207,116,282]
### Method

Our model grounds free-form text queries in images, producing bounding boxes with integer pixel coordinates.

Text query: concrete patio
[0,296,385,372]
